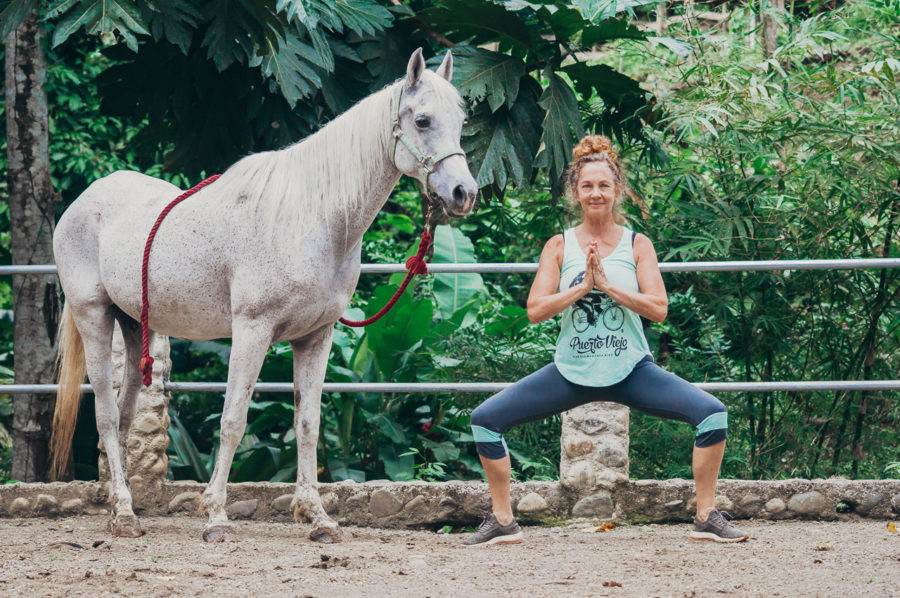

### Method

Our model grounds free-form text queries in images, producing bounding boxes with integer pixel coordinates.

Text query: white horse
[50,49,476,543]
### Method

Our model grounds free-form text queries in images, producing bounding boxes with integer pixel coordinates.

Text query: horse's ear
[435,50,453,82]
[407,47,426,86]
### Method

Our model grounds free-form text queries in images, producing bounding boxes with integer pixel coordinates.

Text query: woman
[463,135,748,546]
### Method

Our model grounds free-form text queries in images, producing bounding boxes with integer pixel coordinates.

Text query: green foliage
[423,0,667,196]
[6,0,898,486]
[617,0,900,479]
[25,0,662,187]
[33,0,398,176]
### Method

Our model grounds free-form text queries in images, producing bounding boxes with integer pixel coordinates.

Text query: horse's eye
[415,115,431,129]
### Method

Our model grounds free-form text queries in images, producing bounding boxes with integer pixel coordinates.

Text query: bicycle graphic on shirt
[568,271,625,333]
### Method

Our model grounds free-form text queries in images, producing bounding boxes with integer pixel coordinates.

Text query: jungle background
[0,0,897,486]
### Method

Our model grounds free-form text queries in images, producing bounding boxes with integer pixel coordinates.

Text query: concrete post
[560,402,631,491]
[99,323,171,510]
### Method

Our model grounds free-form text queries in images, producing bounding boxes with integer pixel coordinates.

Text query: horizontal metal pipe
[0,258,898,276]
[1,380,897,395]
[0,265,59,274]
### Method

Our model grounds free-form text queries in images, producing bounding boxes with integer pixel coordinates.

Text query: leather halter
[389,83,466,190]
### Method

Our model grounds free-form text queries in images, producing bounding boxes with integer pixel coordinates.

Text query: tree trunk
[762,0,785,57]
[5,13,61,482]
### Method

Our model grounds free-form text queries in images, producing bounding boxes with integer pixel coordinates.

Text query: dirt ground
[0,516,897,597]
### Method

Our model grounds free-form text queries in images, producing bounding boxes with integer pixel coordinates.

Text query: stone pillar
[560,402,630,493]
[99,323,171,509]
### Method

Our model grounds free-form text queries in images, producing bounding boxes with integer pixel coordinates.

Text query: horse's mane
[213,81,399,245]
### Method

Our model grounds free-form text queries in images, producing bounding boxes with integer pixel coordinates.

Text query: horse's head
[391,49,478,218]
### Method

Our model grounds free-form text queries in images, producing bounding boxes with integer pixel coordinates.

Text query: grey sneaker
[690,509,749,543]
[460,514,523,546]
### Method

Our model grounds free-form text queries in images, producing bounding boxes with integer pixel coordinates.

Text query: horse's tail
[50,303,87,480]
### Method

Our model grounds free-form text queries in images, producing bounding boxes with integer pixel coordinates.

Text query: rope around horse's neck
[139,174,221,387]
[138,174,431,385]
[338,229,432,327]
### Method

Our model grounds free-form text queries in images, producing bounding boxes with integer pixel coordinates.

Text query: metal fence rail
[0,380,898,395]
[0,258,897,395]
[1,258,899,276]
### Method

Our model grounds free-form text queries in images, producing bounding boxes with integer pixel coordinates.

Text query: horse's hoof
[202,524,237,543]
[108,515,143,538]
[309,524,342,544]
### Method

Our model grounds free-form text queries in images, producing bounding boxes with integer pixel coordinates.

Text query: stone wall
[1,478,898,525]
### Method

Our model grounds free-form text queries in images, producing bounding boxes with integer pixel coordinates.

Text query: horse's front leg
[290,326,342,543]
[200,322,271,542]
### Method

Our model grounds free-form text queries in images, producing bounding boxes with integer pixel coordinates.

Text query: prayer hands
[586,242,610,292]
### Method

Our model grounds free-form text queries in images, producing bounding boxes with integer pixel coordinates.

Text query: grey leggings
[469,356,728,459]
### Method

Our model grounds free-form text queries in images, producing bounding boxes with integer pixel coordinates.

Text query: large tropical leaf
[277,0,393,36]
[535,3,589,42]
[444,45,524,112]
[534,67,585,189]
[0,0,36,39]
[580,15,648,46]
[462,75,543,190]
[573,0,659,24]
[49,0,149,51]
[259,30,322,107]
[167,410,211,482]
[431,225,485,320]
[330,0,393,36]
[201,0,285,70]
[563,61,652,142]
[140,0,202,54]
[563,61,647,109]
[417,0,545,57]
[364,284,434,377]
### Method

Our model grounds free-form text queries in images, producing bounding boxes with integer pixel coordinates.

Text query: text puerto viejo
[570,334,628,356]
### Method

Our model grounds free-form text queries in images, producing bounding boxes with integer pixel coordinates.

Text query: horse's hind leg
[200,321,272,542]
[72,302,142,537]
[291,326,342,543]
[112,310,145,469]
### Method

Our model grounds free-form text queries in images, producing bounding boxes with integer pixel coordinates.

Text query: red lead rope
[140,174,221,386]
[338,229,432,327]
[139,173,430,385]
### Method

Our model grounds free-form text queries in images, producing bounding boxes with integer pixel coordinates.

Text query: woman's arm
[526,235,595,324]
[591,233,668,322]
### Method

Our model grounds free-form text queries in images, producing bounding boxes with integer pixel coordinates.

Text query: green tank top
[554,227,652,386]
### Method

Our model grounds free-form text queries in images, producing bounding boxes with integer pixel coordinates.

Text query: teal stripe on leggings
[696,411,728,435]
[471,425,508,454]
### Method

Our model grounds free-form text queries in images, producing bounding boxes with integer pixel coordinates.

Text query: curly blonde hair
[565,135,645,224]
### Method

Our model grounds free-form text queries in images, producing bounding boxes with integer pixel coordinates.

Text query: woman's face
[575,161,619,219]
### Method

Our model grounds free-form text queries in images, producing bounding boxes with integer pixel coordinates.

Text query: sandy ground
[0,516,897,597]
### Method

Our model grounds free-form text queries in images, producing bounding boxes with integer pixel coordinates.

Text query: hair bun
[572,135,617,161]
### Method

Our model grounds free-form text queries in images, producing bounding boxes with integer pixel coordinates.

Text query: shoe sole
[689,531,750,543]
[465,532,524,547]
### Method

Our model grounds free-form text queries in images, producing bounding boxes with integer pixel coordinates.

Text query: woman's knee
[470,404,509,459]
[694,400,728,447]
[470,402,496,431]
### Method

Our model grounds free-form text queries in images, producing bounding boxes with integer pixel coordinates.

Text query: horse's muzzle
[446,183,477,216]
